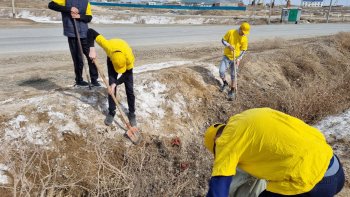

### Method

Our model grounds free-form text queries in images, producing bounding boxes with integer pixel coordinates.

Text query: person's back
[205,108,345,197]
[214,108,332,194]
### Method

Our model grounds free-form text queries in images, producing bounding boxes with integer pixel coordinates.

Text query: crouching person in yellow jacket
[88,28,136,126]
[204,108,345,197]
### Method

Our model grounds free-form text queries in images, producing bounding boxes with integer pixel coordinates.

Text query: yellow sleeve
[96,35,111,56]
[86,2,92,16]
[52,0,65,6]
[241,37,248,51]
[212,120,248,176]
[223,30,231,42]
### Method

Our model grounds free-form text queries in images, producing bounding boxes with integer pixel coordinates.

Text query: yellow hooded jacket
[210,108,333,195]
[95,34,135,74]
[223,29,248,60]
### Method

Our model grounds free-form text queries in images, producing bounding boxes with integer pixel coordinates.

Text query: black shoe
[128,112,137,127]
[104,114,114,126]
[228,89,235,101]
[220,81,229,92]
[91,80,101,87]
[76,80,89,86]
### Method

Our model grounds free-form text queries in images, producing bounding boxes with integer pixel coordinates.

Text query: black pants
[67,37,98,83]
[108,69,135,116]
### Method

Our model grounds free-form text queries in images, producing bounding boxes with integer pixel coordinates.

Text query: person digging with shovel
[87,28,137,127]
[219,22,250,100]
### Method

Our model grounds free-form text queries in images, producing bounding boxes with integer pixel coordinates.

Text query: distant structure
[302,0,323,7]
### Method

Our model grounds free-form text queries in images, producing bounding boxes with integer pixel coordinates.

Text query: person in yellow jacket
[87,28,136,126]
[219,22,250,100]
[204,108,345,197]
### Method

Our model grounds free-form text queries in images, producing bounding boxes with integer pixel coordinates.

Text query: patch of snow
[58,121,80,135]
[80,95,98,105]
[5,115,51,146]
[25,125,51,146]
[92,15,134,24]
[169,93,186,117]
[17,10,61,23]
[134,61,192,74]
[315,109,350,139]
[135,81,167,119]
[0,164,9,185]
[0,98,14,105]
[92,15,207,25]
[26,96,45,105]
[8,115,28,129]
[48,111,65,120]
[177,18,205,24]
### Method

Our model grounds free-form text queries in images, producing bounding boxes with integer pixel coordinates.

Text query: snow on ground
[0,164,9,185]
[315,109,350,139]
[92,15,208,25]
[16,10,61,24]
[3,91,108,148]
[134,61,193,74]
[1,61,200,147]
[11,10,211,25]
[4,59,347,149]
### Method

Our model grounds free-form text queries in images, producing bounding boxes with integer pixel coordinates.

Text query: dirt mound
[0,33,350,196]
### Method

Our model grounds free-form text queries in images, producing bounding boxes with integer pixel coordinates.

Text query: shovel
[233,50,238,100]
[228,50,238,101]
[93,60,142,145]
[73,18,92,89]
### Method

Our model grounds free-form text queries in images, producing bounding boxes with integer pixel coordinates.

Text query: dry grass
[0,133,212,196]
[236,32,350,124]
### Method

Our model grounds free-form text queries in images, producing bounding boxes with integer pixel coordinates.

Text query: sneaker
[91,80,101,87]
[128,112,137,127]
[220,81,229,92]
[104,114,114,126]
[76,80,89,86]
[228,89,235,101]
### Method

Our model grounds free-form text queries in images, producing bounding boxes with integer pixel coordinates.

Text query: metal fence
[90,1,247,11]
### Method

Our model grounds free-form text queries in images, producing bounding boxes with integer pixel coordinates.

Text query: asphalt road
[0,23,350,55]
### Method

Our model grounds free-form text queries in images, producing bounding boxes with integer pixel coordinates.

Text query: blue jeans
[259,155,345,197]
[219,56,236,81]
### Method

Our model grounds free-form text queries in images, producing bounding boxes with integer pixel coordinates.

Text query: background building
[302,0,324,7]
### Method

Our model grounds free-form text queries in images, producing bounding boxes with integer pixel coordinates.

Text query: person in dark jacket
[48,0,100,86]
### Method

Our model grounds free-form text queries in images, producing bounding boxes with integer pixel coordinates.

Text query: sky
[241,0,350,6]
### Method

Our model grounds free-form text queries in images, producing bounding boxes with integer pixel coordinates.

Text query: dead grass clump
[250,38,287,52]
[335,32,350,52]
[0,131,212,196]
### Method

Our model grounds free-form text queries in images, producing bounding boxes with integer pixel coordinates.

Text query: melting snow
[92,15,206,25]
[17,10,61,24]
[7,115,27,129]
[0,164,9,185]
[315,109,350,139]
[15,10,208,25]
[134,61,192,74]
[135,81,167,119]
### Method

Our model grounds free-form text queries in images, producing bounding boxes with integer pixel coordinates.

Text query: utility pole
[11,0,16,18]
[326,0,333,23]
[268,0,273,24]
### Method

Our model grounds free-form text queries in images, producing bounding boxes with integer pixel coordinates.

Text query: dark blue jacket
[48,0,90,38]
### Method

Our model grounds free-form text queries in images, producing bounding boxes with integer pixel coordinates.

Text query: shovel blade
[124,127,142,145]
